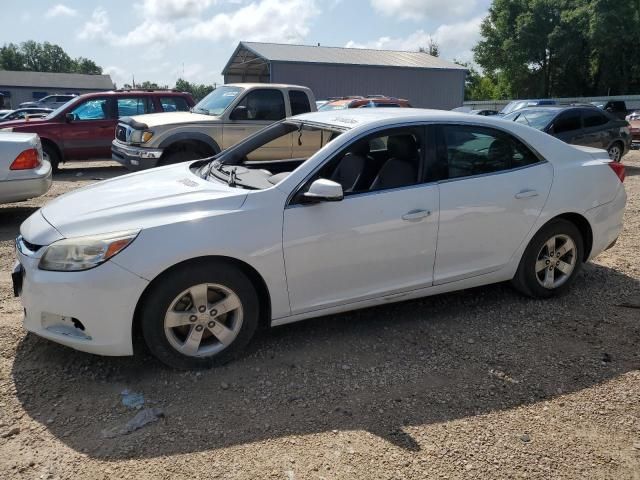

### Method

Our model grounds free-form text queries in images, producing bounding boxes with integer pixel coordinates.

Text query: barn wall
[270,62,465,109]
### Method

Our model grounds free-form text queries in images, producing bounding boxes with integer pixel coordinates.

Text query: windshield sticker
[223,92,239,97]
[331,117,359,124]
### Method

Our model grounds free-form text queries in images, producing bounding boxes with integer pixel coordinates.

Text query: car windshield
[202,120,344,190]
[500,100,529,115]
[192,86,244,116]
[504,109,556,130]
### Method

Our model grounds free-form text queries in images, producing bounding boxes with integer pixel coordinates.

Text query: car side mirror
[65,113,76,123]
[230,105,248,121]
[302,178,344,203]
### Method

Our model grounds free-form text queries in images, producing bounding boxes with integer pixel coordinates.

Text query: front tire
[512,219,584,298]
[140,261,260,369]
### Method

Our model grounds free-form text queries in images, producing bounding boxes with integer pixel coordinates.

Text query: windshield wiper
[228,167,237,187]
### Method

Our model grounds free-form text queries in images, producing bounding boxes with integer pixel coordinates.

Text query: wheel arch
[158,132,220,157]
[132,255,272,346]
[40,137,63,161]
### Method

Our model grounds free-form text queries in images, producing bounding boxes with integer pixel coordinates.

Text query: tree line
[467,0,640,100]
[0,41,102,75]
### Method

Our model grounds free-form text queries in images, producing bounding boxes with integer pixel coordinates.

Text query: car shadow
[0,206,39,242]
[55,162,127,181]
[623,163,640,177]
[10,263,640,459]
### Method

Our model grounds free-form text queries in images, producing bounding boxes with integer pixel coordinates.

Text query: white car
[0,132,52,204]
[13,109,626,369]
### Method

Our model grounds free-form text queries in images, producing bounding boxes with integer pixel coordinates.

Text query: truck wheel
[160,150,203,166]
[42,144,60,173]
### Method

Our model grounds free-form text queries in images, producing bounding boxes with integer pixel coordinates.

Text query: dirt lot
[0,155,639,479]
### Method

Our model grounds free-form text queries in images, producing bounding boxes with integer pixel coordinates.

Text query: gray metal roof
[0,70,114,89]
[226,41,466,71]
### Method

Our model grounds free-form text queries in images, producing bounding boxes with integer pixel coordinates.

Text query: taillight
[608,161,625,183]
[10,148,41,170]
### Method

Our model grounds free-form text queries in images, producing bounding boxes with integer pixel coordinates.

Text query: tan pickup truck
[111,83,316,170]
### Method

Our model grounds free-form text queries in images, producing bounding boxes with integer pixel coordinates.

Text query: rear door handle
[515,189,539,199]
[402,209,431,221]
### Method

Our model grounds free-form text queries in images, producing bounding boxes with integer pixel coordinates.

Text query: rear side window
[160,96,190,112]
[583,110,609,128]
[553,112,581,134]
[117,97,154,117]
[437,125,540,180]
[288,90,311,116]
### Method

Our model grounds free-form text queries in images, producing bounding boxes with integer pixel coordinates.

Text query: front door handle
[515,189,539,199]
[402,209,431,221]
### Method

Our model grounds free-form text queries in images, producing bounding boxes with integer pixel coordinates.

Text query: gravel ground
[0,155,639,479]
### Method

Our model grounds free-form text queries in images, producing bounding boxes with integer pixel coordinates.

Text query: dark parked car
[0,89,195,171]
[0,107,54,122]
[470,109,499,116]
[503,106,631,161]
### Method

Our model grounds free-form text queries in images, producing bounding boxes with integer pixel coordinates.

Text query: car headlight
[1,127,13,132]
[39,230,140,271]
[130,129,154,144]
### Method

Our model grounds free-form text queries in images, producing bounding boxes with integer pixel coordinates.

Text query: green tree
[0,41,103,75]
[474,0,640,98]
[175,78,216,101]
[419,37,440,57]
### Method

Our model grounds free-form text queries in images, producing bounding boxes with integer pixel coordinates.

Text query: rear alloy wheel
[141,262,259,369]
[512,219,584,298]
[607,143,623,162]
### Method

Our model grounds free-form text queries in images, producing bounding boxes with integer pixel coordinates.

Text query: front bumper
[0,160,52,204]
[111,140,163,171]
[14,239,149,356]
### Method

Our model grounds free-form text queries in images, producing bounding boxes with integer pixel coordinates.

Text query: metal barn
[222,42,467,109]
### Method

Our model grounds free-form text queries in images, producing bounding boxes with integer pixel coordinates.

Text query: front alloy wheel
[164,283,243,357]
[141,261,260,369]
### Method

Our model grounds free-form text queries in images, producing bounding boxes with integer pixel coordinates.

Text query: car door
[579,109,611,148]
[433,124,553,284]
[62,96,115,159]
[283,126,439,314]
[223,89,291,161]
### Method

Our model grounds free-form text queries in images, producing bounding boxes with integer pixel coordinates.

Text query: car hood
[39,162,247,238]
[126,111,218,128]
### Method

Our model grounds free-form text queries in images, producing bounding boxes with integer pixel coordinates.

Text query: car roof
[294,108,508,130]
[225,83,310,90]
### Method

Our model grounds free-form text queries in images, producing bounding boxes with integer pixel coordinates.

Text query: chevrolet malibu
[13,110,627,369]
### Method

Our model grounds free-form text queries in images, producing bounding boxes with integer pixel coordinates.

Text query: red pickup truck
[0,89,195,171]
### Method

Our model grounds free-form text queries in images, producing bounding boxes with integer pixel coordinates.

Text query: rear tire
[42,143,60,173]
[140,261,260,370]
[511,219,584,298]
[607,142,624,162]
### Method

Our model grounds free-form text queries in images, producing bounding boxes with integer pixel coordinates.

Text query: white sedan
[0,132,52,204]
[14,109,626,369]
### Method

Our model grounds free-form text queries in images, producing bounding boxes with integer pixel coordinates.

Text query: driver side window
[313,127,424,196]
[234,89,286,121]
[70,98,111,121]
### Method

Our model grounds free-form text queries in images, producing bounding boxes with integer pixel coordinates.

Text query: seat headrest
[348,140,370,157]
[487,139,513,163]
[387,135,418,161]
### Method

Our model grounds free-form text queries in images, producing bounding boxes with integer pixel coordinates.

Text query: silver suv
[112,84,316,170]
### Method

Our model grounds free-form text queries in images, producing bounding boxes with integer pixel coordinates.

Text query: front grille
[115,125,128,142]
